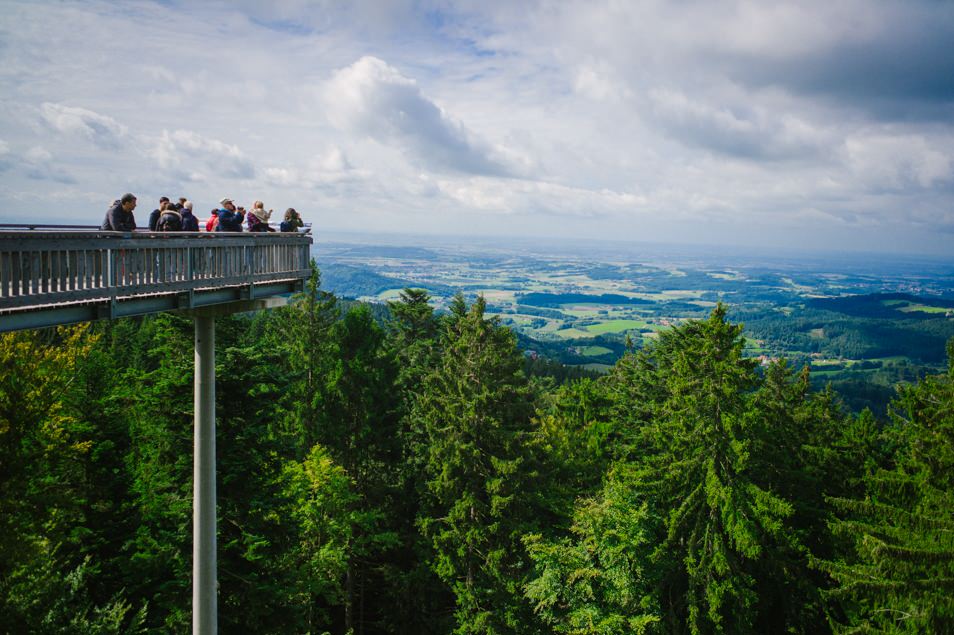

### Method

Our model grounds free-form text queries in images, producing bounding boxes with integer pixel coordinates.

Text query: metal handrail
[0,230,312,312]
[0,223,312,233]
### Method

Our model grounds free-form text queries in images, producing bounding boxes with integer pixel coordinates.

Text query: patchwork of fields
[316,236,954,414]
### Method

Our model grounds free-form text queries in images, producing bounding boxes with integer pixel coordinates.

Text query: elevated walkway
[0,228,312,332]
[1,225,314,633]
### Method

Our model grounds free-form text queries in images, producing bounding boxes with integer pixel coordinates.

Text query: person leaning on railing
[101,193,138,231]
[280,208,303,232]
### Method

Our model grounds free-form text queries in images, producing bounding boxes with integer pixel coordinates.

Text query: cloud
[263,146,364,189]
[23,146,75,183]
[1,1,953,255]
[843,133,954,189]
[687,2,954,119]
[437,176,646,217]
[324,56,514,177]
[648,89,827,160]
[40,103,127,149]
[154,130,255,182]
[0,139,11,172]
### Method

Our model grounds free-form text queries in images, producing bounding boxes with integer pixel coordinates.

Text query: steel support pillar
[193,314,216,634]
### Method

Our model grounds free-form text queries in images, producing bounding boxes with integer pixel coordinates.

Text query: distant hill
[317,263,454,298]
[807,293,954,319]
[324,245,441,260]
[517,292,654,307]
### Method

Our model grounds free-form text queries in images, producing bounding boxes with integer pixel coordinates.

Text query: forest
[1,265,953,634]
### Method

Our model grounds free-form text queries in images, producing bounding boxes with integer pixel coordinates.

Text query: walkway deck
[0,230,312,332]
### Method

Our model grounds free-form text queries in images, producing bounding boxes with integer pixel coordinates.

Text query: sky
[1,0,953,256]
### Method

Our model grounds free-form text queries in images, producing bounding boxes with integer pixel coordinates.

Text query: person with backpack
[156,203,183,231]
[180,201,199,231]
[279,207,303,232]
[214,198,244,232]
[148,196,170,231]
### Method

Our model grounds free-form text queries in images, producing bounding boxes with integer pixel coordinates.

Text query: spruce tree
[413,294,540,634]
[606,305,796,633]
[822,339,954,633]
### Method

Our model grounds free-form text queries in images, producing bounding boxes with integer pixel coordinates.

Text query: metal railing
[0,230,312,313]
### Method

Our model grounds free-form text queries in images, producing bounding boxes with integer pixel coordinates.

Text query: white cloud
[23,146,75,183]
[0,1,952,255]
[0,139,10,172]
[844,133,954,189]
[324,56,515,177]
[437,176,647,217]
[648,89,827,160]
[40,103,127,149]
[263,146,365,190]
[154,130,256,182]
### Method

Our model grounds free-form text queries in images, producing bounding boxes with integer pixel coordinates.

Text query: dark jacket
[101,200,137,231]
[148,208,161,231]
[215,208,244,232]
[157,209,183,231]
[280,217,303,232]
[181,209,199,232]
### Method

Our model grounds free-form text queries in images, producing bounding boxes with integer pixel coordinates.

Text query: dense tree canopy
[1,272,952,634]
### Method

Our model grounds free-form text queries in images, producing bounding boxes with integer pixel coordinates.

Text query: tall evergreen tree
[822,339,954,633]
[414,294,540,634]
[602,305,797,633]
[386,288,456,634]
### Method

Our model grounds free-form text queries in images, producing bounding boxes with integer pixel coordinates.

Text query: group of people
[100,193,305,233]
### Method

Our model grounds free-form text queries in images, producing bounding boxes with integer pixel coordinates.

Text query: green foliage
[279,443,356,630]
[821,339,954,633]
[414,294,541,634]
[525,464,659,634]
[4,279,954,635]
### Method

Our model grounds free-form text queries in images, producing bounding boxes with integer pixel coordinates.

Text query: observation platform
[0,223,314,634]
[0,226,313,333]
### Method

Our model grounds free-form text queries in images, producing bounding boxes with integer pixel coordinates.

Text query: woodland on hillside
[1,265,953,634]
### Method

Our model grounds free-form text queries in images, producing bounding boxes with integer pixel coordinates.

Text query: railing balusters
[0,233,311,311]
[0,252,8,298]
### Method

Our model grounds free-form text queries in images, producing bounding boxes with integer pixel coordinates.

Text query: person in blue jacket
[214,198,244,232]
[180,201,199,231]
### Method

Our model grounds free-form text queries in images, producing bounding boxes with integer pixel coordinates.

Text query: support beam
[193,314,217,634]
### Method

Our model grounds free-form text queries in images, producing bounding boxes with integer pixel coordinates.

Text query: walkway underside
[0,279,303,332]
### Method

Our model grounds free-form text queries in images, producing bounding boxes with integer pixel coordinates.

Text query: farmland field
[585,320,649,334]
[316,232,954,416]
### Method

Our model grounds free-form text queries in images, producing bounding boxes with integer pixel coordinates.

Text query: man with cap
[215,197,244,232]
[101,193,138,231]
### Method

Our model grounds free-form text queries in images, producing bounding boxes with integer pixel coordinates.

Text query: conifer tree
[321,304,401,633]
[414,294,540,634]
[524,462,660,634]
[386,288,456,633]
[602,305,796,633]
[822,339,954,633]
[287,261,340,453]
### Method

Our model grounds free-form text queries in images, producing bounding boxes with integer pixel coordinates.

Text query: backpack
[157,210,182,231]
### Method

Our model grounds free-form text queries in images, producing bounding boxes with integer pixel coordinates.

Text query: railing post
[193,313,217,635]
